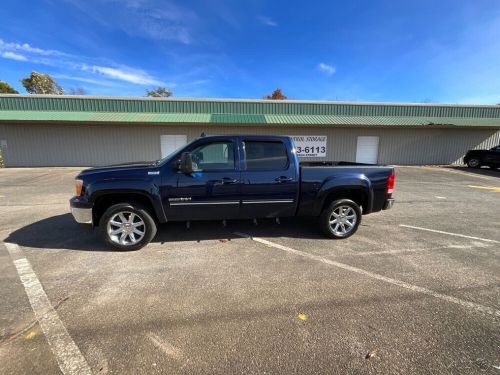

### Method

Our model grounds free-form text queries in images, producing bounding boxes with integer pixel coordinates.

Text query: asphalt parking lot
[0,166,499,374]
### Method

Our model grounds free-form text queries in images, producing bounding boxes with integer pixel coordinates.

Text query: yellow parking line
[468,185,500,192]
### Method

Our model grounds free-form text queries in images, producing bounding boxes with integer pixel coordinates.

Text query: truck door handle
[221,177,238,184]
[275,176,293,183]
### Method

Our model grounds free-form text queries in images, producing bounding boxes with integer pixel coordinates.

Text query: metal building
[1,95,499,167]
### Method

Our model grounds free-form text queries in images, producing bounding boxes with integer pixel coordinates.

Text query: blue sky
[1,0,499,103]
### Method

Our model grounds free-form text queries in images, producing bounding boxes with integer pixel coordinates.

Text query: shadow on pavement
[5,214,109,252]
[443,166,500,178]
[4,214,331,252]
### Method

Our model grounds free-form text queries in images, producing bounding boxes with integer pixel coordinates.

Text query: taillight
[387,171,395,195]
[75,179,83,196]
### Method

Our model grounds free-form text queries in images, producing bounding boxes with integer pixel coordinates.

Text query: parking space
[1,166,499,374]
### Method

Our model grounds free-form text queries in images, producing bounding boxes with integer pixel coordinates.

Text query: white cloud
[186,79,210,86]
[258,15,277,27]
[64,0,196,44]
[318,62,336,75]
[81,65,163,86]
[52,74,121,87]
[1,51,28,61]
[0,39,67,56]
[0,38,164,86]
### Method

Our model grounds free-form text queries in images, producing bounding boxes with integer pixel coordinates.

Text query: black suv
[464,145,500,169]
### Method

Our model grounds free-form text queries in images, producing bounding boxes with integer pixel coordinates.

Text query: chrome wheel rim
[107,211,146,246]
[469,159,479,167]
[329,205,357,236]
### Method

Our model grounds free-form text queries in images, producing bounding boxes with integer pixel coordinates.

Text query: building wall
[1,122,499,167]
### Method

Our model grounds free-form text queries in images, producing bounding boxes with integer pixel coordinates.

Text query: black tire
[320,199,362,239]
[99,202,157,251]
[467,158,481,168]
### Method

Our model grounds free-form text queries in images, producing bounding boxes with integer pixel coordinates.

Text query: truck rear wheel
[99,203,157,251]
[320,199,361,239]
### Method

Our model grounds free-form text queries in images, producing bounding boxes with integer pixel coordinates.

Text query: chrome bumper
[384,198,395,210]
[70,206,93,224]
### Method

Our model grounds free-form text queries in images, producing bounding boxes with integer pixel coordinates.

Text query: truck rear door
[239,137,299,218]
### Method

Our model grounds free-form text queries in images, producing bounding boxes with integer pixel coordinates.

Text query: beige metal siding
[1,123,499,167]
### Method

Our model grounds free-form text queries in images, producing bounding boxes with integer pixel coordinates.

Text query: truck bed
[297,162,394,216]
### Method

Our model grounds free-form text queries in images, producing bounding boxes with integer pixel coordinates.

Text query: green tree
[21,71,64,94]
[263,88,287,100]
[146,86,173,97]
[0,80,18,94]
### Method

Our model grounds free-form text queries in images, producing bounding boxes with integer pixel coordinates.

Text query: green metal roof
[1,110,500,127]
[1,95,500,127]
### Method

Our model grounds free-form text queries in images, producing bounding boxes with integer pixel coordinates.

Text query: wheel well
[92,193,157,226]
[322,189,368,213]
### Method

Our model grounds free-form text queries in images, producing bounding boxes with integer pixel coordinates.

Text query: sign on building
[289,135,327,157]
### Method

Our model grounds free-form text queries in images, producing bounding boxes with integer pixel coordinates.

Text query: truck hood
[79,161,157,176]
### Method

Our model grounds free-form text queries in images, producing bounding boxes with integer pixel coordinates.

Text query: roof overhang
[1,111,500,128]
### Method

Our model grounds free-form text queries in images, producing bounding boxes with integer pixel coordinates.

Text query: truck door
[239,138,299,218]
[166,138,241,220]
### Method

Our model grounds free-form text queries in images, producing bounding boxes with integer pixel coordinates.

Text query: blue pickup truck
[70,135,395,250]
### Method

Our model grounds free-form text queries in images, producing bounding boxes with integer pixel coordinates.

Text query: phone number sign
[290,135,327,157]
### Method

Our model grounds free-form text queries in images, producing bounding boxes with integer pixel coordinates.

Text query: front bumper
[383,198,395,210]
[70,196,93,224]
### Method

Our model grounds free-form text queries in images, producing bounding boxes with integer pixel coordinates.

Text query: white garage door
[356,136,379,164]
[160,135,187,158]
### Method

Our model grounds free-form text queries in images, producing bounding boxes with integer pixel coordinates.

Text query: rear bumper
[70,196,93,224]
[383,198,395,210]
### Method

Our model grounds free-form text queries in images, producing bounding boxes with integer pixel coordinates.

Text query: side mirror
[179,152,194,174]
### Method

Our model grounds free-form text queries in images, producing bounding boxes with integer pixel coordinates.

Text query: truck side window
[190,141,235,171]
[244,141,288,170]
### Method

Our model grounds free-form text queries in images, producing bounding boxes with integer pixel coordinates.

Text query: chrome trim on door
[169,201,240,206]
[242,199,294,204]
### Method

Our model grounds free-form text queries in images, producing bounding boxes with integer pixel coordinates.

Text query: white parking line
[234,233,500,318]
[347,243,486,256]
[399,225,500,244]
[4,242,92,375]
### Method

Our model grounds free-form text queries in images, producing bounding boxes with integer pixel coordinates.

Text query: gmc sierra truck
[70,135,395,250]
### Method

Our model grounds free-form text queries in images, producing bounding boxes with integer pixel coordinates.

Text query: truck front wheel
[99,203,157,250]
[467,158,480,168]
[320,199,361,239]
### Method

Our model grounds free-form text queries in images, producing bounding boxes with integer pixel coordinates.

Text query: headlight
[75,179,83,196]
